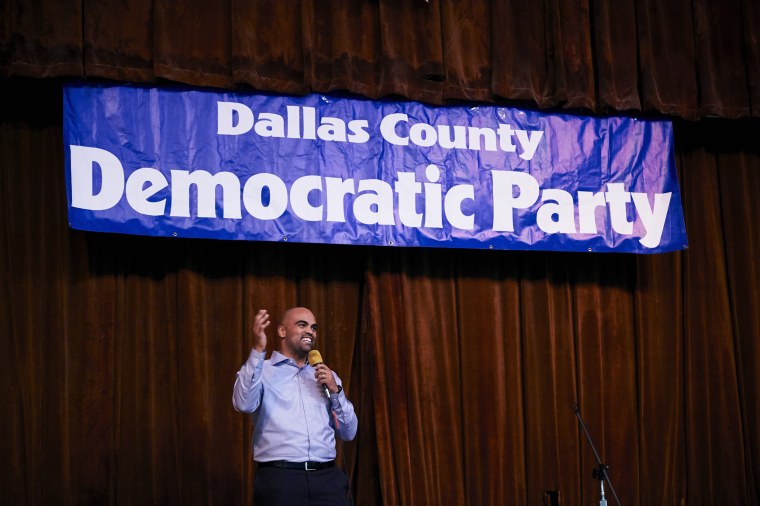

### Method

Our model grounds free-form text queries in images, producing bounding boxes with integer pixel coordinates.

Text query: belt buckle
[304,461,316,471]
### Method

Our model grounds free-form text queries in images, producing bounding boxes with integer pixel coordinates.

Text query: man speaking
[233,307,358,505]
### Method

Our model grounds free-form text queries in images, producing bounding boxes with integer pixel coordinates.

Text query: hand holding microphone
[308,350,339,399]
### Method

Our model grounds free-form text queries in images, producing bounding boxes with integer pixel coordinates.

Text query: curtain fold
[439,1,491,102]
[717,145,760,502]
[363,251,467,505]
[634,251,686,505]
[3,0,760,118]
[82,0,154,83]
[153,0,232,88]
[176,249,245,504]
[592,0,641,112]
[112,239,181,505]
[690,0,750,118]
[231,0,307,95]
[456,250,525,505]
[636,0,699,118]
[573,255,640,505]
[6,0,83,77]
[677,121,757,504]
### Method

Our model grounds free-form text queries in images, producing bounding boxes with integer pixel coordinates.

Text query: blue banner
[64,83,687,253]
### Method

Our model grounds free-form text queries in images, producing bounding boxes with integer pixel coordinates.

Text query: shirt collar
[270,350,309,368]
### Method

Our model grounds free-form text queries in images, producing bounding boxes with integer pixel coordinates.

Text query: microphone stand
[574,405,621,506]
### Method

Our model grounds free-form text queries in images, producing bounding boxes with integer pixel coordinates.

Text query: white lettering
[437,125,468,150]
[125,168,167,216]
[492,170,540,232]
[409,123,438,148]
[217,102,254,135]
[424,165,443,228]
[325,177,355,222]
[317,117,347,142]
[290,175,323,221]
[69,146,673,249]
[444,184,475,230]
[537,189,576,234]
[394,172,423,227]
[286,106,301,139]
[606,183,633,235]
[254,112,286,138]
[242,173,288,220]
[70,145,125,210]
[578,190,608,234]
[170,170,241,218]
[380,113,409,146]
[302,107,317,140]
[497,124,517,153]
[354,180,395,225]
[632,192,672,248]
[468,127,498,152]
[515,129,544,160]
[347,120,370,143]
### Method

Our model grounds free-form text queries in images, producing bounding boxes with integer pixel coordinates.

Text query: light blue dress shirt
[233,349,358,462]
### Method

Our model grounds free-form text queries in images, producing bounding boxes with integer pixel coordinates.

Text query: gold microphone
[307,350,330,399]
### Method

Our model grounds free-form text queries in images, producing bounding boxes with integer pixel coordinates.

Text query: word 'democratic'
[64,84,687,253]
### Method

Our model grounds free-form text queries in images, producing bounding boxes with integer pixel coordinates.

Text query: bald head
[279,307,315,326]
[277,307,318,362]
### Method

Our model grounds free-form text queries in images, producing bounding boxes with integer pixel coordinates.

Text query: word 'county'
[70,146,671,248]
[217,102,544,159]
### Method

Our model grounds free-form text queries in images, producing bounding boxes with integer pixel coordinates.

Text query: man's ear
[277,324,286,338]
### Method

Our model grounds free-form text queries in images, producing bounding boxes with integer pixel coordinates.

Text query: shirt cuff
[329,385,344,403]
[248,348,266,364]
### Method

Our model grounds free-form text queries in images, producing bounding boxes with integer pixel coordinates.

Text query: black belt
[257,460,335,471]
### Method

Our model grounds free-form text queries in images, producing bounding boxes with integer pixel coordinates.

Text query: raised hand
[252,309,270,353]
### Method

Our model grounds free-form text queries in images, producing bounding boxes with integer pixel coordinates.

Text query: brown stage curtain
[2,0,760,119]
[1,78,759,505]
